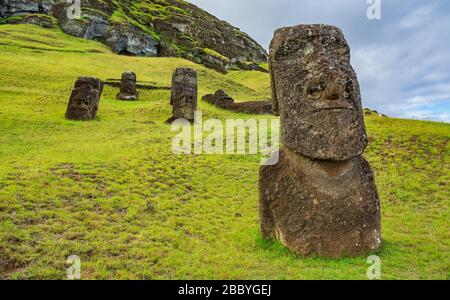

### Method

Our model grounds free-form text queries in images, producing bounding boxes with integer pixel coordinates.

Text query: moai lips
[116,71,138,101]
[260,24,381,258]
[270,24,367,161]
[65,77,103,121]
[170,68,198,122]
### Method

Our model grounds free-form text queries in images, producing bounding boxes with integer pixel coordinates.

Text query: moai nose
[323,83,341,101]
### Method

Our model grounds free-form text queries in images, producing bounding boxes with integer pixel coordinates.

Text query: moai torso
[260,25,381,258]
[116,71,138,101]
[170,68,197,121]
[65,77,103,121]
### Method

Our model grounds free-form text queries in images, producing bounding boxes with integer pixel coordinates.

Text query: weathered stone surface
[261,24,381,258]
[116,71,138,101]
[0,0,41,18]
[269,24,367,161]
[170,68,197,121]
[202,90,273,115]
[260,147,381,258]
[65,77,103,121]
[202,90,234,108]
[229,101,273,115]
[106,23,159,57]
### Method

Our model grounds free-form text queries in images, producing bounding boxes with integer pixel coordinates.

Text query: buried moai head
[269,24,367,161]
[170,68,198,121]
[116,71,138,101]
[65,77,103,121]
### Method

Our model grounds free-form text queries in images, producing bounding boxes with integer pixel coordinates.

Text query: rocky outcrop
[65,77,103,121]
[260,24,381,258]
[0,0,268,72]
[0,0,54,18]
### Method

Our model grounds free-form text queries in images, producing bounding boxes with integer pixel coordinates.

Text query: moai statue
[260,24,381,258]
[116,71,138,101]
[202,89,235,108]
[168,68,197,122]
[65,77,103,121]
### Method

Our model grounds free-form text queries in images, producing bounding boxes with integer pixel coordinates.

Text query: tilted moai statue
[169,68,197,122]
[65,77,103,121]
[260,24,381,258]
[116,71,138,101]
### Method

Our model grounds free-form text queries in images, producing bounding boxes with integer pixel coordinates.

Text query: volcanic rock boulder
[65,77,103,121]
[169,68,197,122]
[116,71,138,101]
[260,24,381,258]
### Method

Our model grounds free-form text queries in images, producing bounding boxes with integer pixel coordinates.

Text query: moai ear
[269,58,279,116]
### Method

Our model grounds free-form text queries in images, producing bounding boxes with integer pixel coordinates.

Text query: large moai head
[269,24,367,161]
[116,71,138,101]
[65,77,103,121]
[170,68,197,121]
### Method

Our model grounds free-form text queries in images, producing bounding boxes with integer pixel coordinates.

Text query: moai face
[117,71,138,100]
[121,71,137,95]
[170,68,197,121]
[65,77,103,121]
[270,25,367,161]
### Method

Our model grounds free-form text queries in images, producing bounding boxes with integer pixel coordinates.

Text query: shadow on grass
[253,229,391,265]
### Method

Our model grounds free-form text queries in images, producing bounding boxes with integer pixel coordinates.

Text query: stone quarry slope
[0,24,449,279]
[0,0,268,73]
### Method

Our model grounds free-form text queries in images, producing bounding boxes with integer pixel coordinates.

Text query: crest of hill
[0,0,268,73]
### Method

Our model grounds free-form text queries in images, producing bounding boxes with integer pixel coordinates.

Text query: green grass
[0,24,449,279]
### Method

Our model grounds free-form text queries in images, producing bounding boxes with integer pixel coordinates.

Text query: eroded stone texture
[116,71,138,101]
[202,90,234,108]
[170,68,197,121]
[260,24,381,258]
[65,77,103,121]
[260,147,381,258]
[202,90,273,115]
[269,24,367,161]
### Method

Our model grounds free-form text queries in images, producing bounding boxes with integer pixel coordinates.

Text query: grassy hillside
[0,24,449,279]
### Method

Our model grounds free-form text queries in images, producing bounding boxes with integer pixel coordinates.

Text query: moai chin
[260,24,381,258]
[116,71,138,101]
[65,77,103,121]
[169,68,197,122]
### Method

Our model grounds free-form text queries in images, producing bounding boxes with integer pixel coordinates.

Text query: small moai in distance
[65,77,103,121]
[202,89,235,108]
[116,71,138,101]
[259,24,381,258]
[168,67,197,122]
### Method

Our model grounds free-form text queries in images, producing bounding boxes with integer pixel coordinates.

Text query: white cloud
[400,4,436,28]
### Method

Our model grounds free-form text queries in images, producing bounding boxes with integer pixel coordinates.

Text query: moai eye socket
[345,81,354,93]
[306,81,326,99]
[344,81,354,99]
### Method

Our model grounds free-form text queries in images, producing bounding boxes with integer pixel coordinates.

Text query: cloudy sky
[189,0,450,122]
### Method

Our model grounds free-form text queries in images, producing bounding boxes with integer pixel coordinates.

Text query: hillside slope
[0,0,268,73]
[0,25,449,279]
